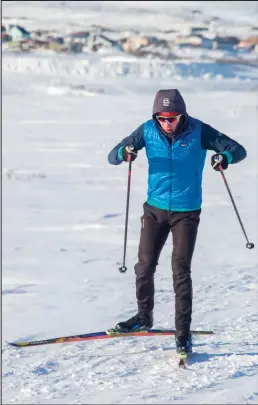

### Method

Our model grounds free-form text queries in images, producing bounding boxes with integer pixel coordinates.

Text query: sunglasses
[156,115,182,123]
[157,114,182,124]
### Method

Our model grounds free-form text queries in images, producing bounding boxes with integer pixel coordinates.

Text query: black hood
[152,89,187,117]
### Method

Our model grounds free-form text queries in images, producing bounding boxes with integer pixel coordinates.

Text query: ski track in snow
[2,2,258,404]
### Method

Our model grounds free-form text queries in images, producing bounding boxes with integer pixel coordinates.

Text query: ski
[8,328,213,348]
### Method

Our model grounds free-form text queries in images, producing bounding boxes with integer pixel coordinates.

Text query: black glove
[211,153,229,171]
[122,145,138,162]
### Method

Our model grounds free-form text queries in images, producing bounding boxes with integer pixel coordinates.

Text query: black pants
[134,202,201,334]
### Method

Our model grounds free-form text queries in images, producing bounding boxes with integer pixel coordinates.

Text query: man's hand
[211,153,229,171]
[122,146,138,162]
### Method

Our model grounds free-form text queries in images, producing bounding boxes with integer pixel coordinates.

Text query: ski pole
[214,161,254,250]
[119,146,134,273]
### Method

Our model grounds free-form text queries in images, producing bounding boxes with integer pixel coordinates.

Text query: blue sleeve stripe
[222,151,233,164]
[117,146,124,161]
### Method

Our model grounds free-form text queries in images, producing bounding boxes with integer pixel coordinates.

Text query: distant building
[6,25,30,41]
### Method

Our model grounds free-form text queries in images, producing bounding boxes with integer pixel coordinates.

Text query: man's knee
[134,259,157,278]
[172,256,192,275]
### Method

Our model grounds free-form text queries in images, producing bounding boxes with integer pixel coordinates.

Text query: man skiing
[107,89,247,354]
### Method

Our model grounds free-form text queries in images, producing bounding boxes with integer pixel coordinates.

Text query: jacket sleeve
[107,124,146,165]
[201,123,247,164]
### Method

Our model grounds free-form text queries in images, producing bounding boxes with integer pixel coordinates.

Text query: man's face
[156,113,182,134]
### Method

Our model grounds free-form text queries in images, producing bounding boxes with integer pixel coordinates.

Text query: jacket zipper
[159,132,173,211]
[169,141,173,210]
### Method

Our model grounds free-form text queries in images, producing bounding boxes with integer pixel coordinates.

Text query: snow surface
[2,1,258,404]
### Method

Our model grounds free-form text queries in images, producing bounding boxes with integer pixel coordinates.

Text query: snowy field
[2,2,258,404]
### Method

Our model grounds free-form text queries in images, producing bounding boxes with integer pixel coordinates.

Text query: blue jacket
[108,117,247,212]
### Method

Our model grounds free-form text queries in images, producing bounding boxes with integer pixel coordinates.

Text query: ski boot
[175,332,192,368]
[106,312,153,335]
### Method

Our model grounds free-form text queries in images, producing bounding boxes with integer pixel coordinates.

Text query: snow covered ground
[2,2,258,404]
